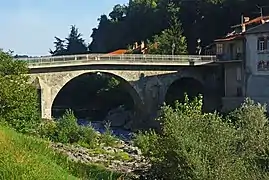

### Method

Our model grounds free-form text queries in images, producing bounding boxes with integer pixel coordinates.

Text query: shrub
[56,109,80,143]
[135,95,269,180]
[0,50,39,133]
[99,122,118,147]
[37,111,100,148]
[133,129,158,156]
[78,124,99,148]
[37,119,58,141]
[228,98,269,175]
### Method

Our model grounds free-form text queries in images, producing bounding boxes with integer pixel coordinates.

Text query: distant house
[106,41,149,55]
[106,49,128,55]
[207,15,269,111]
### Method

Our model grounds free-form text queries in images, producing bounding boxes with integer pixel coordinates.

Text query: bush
[37,119,58,141]
[55,109,80,143]
[135,95,269,180]
[0,50,39,133]
[133,129,158,156]
[38,110,100,148]
[79,124,99,148]
[99,122,118,147]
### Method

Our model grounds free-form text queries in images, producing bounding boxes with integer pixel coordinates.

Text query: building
[210,15,269,111]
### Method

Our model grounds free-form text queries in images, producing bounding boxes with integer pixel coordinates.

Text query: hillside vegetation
[0,122,121,180]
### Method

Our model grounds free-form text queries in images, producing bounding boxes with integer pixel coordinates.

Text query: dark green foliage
[38,119,58,140]
[50,25,88,56]
[56,110,80,143]
[99,122,118,147]
[134,96,269,180]
[49,37,66,56]
[38,110,99,146]
[78,125,99,148]
[89,0,269,54]
[0,50,39,133]
[147,2,187,55]
[38,110,119,148]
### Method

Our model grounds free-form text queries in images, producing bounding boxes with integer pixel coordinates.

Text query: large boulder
[103,106,133,127]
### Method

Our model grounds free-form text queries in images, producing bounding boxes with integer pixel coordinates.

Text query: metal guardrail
[15,53,217,67]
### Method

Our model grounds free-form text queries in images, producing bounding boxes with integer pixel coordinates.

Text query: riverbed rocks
[103,106,133,128]
[50,140,150,177]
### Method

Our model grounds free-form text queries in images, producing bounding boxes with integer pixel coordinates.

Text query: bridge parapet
[16,54,217,69]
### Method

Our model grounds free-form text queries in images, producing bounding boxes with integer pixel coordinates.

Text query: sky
[0,0,128,56]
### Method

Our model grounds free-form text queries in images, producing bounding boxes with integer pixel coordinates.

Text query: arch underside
[51,71,144,120]
[165,77,204,106]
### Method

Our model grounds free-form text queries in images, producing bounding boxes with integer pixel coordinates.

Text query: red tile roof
[214,34,244,42]
[244,16,269,26]
[107,49,128,55]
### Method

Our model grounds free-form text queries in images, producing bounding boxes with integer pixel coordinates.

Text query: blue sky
[0,0,128,56]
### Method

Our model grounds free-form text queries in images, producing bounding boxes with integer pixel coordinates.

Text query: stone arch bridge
[24,54,220,127]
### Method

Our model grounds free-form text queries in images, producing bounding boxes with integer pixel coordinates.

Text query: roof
[244,16,269,26]
[245,21,269,34]
[232,16,269,28]
[214,34,244,42]
[107,49,128,55]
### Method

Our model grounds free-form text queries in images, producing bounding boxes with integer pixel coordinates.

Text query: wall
[224,62,242,97]
[245,33,269,97]
[217,40,244,60]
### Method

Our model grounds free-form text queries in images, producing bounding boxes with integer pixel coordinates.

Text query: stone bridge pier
[30,66,222,129]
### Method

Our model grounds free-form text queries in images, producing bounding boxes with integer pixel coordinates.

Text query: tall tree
[49,37,66,56]
[109,4,127,21]
[90,0,269,54]
[65,25,88,55]
[147,3,187,55]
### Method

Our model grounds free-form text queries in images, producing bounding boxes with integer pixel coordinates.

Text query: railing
[15,53,217,67]
[216,53,243,61]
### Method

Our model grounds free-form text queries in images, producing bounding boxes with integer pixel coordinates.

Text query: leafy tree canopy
[0,50,39,133]
[50,25,88,56]
[147,3,187,54]
[89,0,269,54]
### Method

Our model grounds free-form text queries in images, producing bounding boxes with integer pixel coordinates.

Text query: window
[216,43,223,54]
[257,37,268,51]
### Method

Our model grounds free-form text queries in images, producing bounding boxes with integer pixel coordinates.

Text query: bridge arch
[164,75,204,107]
[34,70,145,120]
[50,71,144,120]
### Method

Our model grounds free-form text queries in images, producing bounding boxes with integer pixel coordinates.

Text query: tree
[147,3,187,55]
[49,37,66,56]
[109,4,127,21]
[89,0,269,54]
[0,50,39,133]
[65,25,88,55]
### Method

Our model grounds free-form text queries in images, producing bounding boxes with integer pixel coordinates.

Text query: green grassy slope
[0,124,121,180]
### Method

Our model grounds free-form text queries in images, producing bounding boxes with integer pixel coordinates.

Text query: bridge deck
[16,54,217,69]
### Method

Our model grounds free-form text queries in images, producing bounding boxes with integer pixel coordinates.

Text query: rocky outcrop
[50,140,150,177]
[103,106,134,129]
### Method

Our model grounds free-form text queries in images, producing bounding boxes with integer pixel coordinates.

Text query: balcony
[216,53,243,62]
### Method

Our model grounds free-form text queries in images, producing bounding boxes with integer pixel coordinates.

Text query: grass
[0,124,126,180]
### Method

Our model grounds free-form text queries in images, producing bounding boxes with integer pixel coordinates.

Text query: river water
[77,119,133,141]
